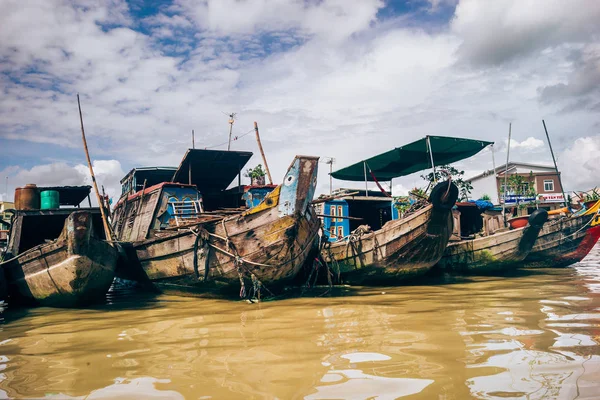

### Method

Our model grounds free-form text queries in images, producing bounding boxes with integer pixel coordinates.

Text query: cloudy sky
[1,0,599,203]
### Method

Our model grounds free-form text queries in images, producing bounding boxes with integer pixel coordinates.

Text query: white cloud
[508,137,545,151]
[560,136,600,191]
[0,0,599,201]
[1,160,124,205]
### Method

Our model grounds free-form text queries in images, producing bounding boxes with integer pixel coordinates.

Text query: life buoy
[429,181,459,210]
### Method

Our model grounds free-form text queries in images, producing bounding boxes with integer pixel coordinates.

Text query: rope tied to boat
[189,226,211,281]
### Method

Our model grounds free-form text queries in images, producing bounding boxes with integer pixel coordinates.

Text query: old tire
[429,181,459,210]
[528,209,549,228]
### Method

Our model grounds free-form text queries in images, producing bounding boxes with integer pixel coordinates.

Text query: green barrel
[40,190,60,210]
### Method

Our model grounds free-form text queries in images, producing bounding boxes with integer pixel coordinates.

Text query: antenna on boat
[76,94,115,241]
[502,123,512,226]
[323,157,336,194]
[542,120,570,212]
[227,112,237,151]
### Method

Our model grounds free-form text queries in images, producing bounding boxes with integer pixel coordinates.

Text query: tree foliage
[420,165,473,201]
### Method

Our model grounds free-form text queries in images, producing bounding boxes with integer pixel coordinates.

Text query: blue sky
[1,0,599,201]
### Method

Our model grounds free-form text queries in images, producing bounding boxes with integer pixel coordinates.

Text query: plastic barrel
[14,184,40,210]
[40,190,60,210]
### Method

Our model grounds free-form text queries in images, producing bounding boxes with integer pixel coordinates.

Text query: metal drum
[14,184,40,210]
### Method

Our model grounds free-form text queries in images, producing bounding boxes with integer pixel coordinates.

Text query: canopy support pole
[502,123,512,225]
[426,136,437,183]
[491,144,500,204]
[363,161,368,197]
[542,120,569,211]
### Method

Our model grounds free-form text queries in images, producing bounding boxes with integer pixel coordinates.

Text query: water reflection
[0,245,599,399]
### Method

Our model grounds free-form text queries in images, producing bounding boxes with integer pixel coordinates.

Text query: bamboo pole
[542,120,570,210]
[502,123,512,225]
[77,94,114,240]
[253,122,273,184]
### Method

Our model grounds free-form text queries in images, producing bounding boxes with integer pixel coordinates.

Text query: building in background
[467,162,565,211]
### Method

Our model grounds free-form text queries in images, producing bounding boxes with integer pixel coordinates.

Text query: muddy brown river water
[1,245,600,399]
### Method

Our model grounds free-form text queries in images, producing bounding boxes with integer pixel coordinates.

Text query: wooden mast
[253,122,273,185]
[542,120,569,210]
[77,94,114,241]
[502,122,512,224]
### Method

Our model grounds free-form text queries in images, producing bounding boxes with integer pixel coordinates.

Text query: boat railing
[170,200,205,226]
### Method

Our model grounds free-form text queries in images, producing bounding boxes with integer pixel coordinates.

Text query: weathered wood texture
[321,204,454,284]
[438,222,543,274]
[525,213,598,268]
[113,156,321,294]
[1,211,117,306]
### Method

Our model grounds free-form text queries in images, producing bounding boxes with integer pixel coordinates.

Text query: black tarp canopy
[172,149,253,193]
[37,186,91,206]
[330,136,493,181]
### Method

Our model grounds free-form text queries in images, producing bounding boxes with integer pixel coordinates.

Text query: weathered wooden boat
[437,203,548,274]
[0,186,117,306]
[319,136,492,284]
[112,149,320,296]
[524,200,600,268]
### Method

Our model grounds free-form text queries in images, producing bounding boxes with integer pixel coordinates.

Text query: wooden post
[253,122,273,185]
[227,113,235,151]
[363,161,369,197]
[542,120,570,210]
[77,94,114,241]
[502,123,512,225]
[426,135,437,183]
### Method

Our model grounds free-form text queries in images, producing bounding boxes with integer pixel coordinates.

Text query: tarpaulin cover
[331,136,493,181]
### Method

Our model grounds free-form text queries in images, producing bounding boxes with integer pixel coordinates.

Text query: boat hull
[321,204,454,284]
[525,213,599,268]
[124,207,320,294]
[1,211,117,307]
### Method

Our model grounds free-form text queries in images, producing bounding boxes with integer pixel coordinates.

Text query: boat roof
[120,167,177,185]
[172,149,253,193]
[331,136,493,182]
[38,185,91,206]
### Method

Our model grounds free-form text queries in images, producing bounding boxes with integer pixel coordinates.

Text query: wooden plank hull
[128,207,320,294]
[1,211,117,307]
[525,213,599,268]
[438,222,543,274]
[114,156,322,296]
[321,204,454,284]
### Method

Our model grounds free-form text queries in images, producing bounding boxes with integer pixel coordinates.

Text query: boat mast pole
[542,120,570,210]
[364,161,368,197]
[426,136,437,184]
[502,123,512,225]
[254,122,273,185]
[491,144,500,204]
[227,112,235,151]
[192,129,195,149]
[77,94,114,241]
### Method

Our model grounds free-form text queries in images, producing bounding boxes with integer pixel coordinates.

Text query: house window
[337,205,343,222]
[337,226,344,238]
[330,226,336,238]
[544,180,554,192]
[330,205,337,220]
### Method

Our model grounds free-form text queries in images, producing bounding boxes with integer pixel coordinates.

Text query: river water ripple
[1,245,600,399]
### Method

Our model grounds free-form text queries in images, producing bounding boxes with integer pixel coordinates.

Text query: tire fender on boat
[528,209,549,228]
[429,181,459,210]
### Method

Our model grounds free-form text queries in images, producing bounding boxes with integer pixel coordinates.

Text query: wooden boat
[320,136,492,284]
[524,200,600,268]
[437,204,548,274]
[112,149,320,296]
[0,186,117,306]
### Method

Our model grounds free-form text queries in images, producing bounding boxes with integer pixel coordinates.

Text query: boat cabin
[317,189,400,242]
[2,186,107,260]
[112,149,277,242]
[450,201,505,241]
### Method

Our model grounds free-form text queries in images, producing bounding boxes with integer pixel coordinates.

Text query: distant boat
[112,149,320,297]
[525,200,600,268]
[319,136,492,284]
[0,186,117,307]
[437,202,548,274]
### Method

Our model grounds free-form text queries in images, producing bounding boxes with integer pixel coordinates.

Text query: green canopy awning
[331,136,493,181]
